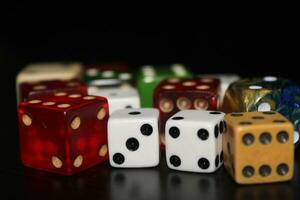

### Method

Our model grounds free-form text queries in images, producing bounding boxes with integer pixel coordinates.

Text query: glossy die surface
[198,74,240,106]
[84,63,133,87]
[165,110,225,173]
[279,86,300,145]
[108,109,160,168]
[20,80,87,102]
[16,62,83,103]
[88,86,140,114]
[222,76,290,112]
[136,64,192,107]
[18,93,109,175]
[223,111,294,184]
[154,77,220,138]
[222,76,300,145]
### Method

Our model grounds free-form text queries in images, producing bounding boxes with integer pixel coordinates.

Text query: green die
[136,64,193,107]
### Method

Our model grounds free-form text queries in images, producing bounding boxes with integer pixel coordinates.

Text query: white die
[198,74,240,104]
[165,110,225,173]
[88,86,140,114]
[108,108,160,168]
[16,62,83,103]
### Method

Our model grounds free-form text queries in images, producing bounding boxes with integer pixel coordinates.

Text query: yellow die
[223,111,294,184]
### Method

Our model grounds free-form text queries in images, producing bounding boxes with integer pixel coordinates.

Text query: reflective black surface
[2,151,300,200]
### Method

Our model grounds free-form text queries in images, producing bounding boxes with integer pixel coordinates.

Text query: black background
[1,10,300,199]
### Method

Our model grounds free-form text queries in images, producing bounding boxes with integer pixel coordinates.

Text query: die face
[154,77,220,111]
[109,108,159,120]
[224,112,294,184]
[16,62,83,103]
[136,64,192,107]
[154,78,220,135]
[20,80,87,102]
[66,102,109,174]
[108,109,160,168]
[88,86,140,114]
[18,105,69,173]
[84,64,133,87]
[18,94,109,175]
[165,110,225,173]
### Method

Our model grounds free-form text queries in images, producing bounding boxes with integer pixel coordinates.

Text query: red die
[18,93,109,175]
[20,80,87,102]
[153,77,220,145]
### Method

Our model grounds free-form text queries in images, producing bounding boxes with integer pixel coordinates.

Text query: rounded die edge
[165,158,222,173]
[109,154,160,168]
[208,110,225,116]
[110,108,159,118]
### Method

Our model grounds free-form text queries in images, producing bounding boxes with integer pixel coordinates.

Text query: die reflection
[110,169,160,200]
[20,169,91,199]
[233,183,293,200]
[166,171,222,200]
[20,164,110,199]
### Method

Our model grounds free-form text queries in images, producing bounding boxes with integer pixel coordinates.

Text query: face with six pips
[155,78,220,114]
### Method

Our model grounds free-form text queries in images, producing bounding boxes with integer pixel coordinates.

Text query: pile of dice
[16,62,300,185]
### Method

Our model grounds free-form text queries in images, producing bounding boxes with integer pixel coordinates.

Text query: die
[108,108,160,168]
[16,62,83,103]
[222,76,289,112]
[136,64,192,107]
[223,111,294,184]
[20,80,87,102]
[222,76,300,145]
[88,86,140,114]
[291,108,300,145]
[280,87,300,146]
[84,63,133,87]
[154,77,220,145]
[165,110,225,173]
[110,169,160,200]
[18,93,109,175]
[198,74,240,106]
